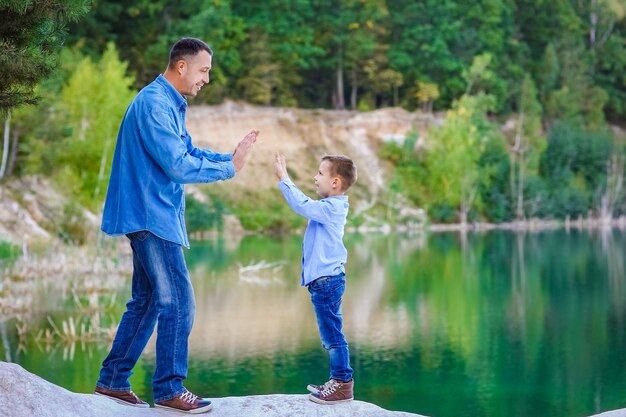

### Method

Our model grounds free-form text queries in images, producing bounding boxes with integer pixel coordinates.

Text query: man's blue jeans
[96,231,195,402]
[307,273,353,382]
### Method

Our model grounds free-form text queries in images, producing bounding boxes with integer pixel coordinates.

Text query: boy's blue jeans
[307,272,353,382]
[96,231,195,403]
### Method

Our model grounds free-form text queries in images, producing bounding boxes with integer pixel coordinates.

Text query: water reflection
[3,230,626,417]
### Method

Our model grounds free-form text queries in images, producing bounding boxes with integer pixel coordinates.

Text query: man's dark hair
[168,38,213,69]
[322,155,358,191]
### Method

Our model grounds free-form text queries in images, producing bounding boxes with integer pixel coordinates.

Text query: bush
[539,121,614,218]
[0,241,19,261]
[186,196,226,233]
[233,189,306,233]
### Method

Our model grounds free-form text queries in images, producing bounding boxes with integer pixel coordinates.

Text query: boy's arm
[278,179,337,224]
[274,152,339,224]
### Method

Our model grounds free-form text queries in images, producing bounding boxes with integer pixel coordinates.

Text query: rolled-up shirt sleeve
[184,129,234,162]
[139,106,235,184]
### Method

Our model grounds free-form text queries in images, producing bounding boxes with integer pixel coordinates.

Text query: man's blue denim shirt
[101,75,235,248]
[278,179,349,286]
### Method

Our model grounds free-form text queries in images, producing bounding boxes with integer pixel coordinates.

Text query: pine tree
[0,0,91,112]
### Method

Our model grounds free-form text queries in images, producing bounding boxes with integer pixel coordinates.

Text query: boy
[273,152,357,404]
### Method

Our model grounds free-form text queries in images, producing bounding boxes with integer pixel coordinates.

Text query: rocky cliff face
[0,103,431,246]
[186,101,431,214]
[0,362,426,417]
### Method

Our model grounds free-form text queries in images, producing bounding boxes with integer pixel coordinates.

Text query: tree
[6,46,83,181]
[510,75,543,220]
[57,43,136,209]
[235,32,283,106]
[423,93,496,224]
[591,2,626,121]
[309,0,389,109]
[69,0,246,102]
[362,46,404,109]
[463,53,496,95]
[539,122,614,218]
[415,81,440,113]
[0,0,90,112]
[585,0,625,51]
[537,43,560,105]
[545,36,609,129]
[232,0,322,107]
[0,0,90,180]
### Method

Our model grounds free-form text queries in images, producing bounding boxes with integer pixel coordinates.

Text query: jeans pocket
[308,275,345,293]
[329,278,345,300]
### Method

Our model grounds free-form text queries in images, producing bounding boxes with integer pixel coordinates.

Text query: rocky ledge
[0,362,425,417]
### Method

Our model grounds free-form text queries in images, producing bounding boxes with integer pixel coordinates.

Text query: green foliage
[57,201,90,245]
[378,131,429,211]
[422,94,496,222]
[6,0,626,231]
[233,189,306,233]
[463,53,496,95]
[509,74,544,219]
[0,0,91,112]
[185,196,226,233]
[9,46,86,178]
[0,240,18,261]
[544,37,610,129]
[55,0,626,120]
[479,135,513,222]
[539,122,614,218]
[53,43,135,209]
[235,31,297,106]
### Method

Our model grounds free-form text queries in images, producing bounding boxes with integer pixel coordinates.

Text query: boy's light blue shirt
[278,178,349,286]
[101,74,235,248]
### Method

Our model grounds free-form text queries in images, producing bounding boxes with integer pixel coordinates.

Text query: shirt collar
[155,74,187,111]
[325,195,349,201]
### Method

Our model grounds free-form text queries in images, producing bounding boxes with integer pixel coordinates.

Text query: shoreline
[347,216,626,234]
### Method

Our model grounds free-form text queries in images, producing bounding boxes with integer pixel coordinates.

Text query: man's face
[179,50,212,97]
[314,160,337,198]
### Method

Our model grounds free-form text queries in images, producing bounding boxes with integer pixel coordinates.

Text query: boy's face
[314,160,340,198]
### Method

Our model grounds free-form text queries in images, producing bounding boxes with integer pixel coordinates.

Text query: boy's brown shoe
[94,386,149,408]
[307,379,333,394]
[308,379,354,404]
[155,390,212,414]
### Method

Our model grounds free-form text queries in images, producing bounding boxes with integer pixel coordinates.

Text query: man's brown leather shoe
[94,386,149,408]
[155,390,212,414]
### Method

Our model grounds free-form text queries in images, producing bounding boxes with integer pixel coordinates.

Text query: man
[94,37,258,414]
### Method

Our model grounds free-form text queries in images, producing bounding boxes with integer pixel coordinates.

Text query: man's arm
[139,107,234,184]
[184,132,234,162]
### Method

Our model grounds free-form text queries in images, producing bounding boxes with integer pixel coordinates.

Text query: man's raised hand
[233,130,259,172]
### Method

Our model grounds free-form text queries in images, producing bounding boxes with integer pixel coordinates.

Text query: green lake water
[3,229,626,417]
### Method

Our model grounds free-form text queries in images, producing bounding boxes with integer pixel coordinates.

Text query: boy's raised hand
[274,152,289,181]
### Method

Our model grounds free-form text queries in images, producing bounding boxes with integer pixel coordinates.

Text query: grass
[0,241,19,261]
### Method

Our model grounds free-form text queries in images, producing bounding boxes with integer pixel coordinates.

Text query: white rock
[589,409,626,417]
[0,362,426,417]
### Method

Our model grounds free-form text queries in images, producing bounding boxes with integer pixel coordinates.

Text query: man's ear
[176,59,187,75]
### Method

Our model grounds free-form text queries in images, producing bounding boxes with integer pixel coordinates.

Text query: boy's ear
[332,176,342,189]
